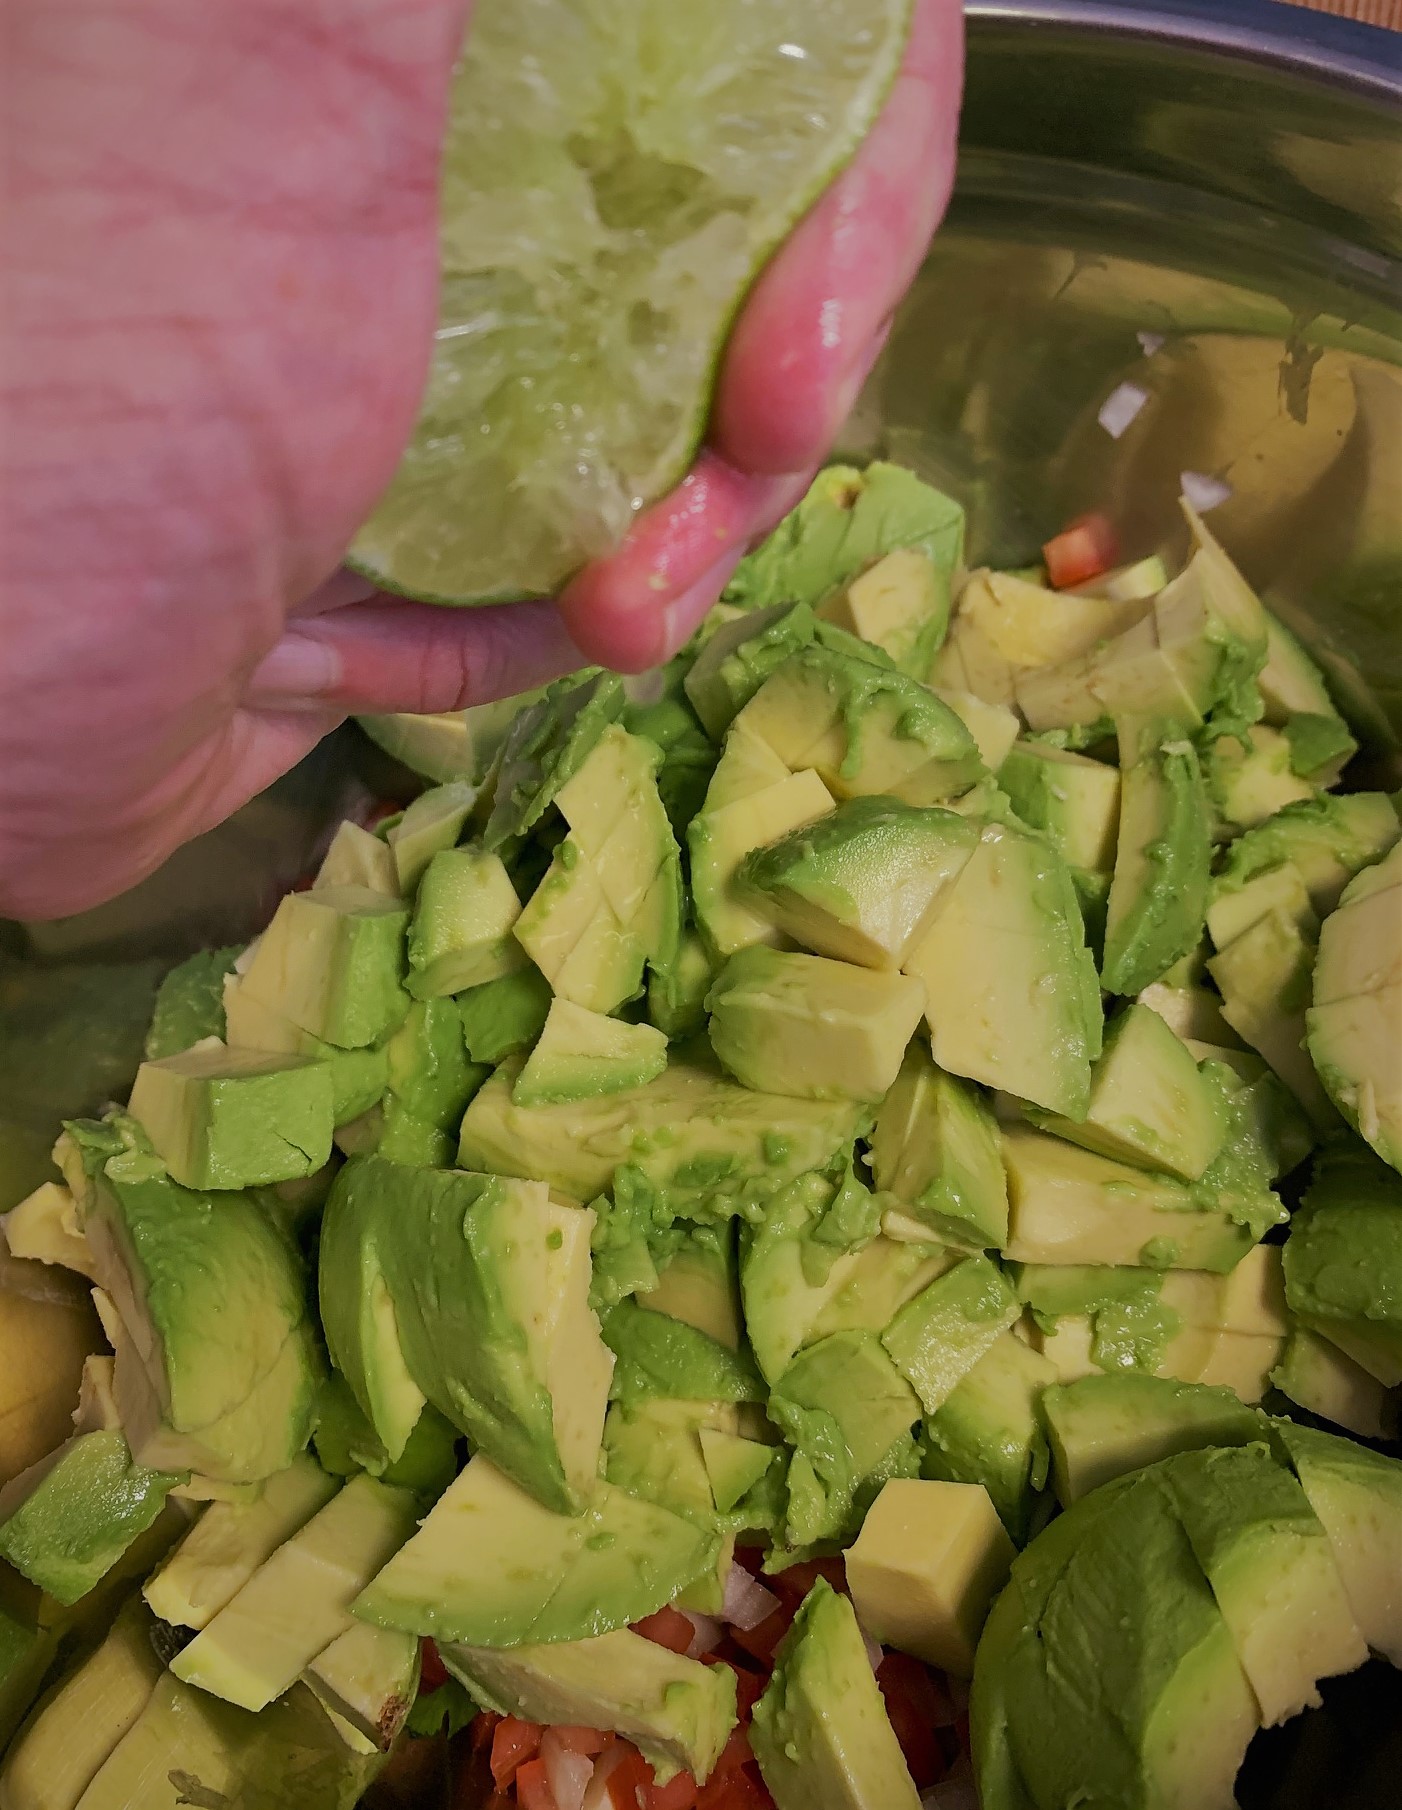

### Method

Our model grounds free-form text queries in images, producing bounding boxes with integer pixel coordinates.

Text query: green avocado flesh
[11,463,1400,1810]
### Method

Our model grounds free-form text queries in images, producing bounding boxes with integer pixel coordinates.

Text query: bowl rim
[966,0,1402,107]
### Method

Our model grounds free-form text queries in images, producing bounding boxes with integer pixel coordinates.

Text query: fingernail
[247,633,341,704]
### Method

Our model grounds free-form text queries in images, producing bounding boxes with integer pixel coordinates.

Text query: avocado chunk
[127,1038,333,1191]
[724,461,963,626]
[690,764,836,959]
[363,1156,612,1511]
[1307,838,1402,1170]
[237,886,411,1050]
[1031,1002,1229,1181]
[221,976,389,1128]
[999,742,1121,874]
[735,795,978,970]
[646,926,715,1042]
[934,686,1021,772]
[356,1452,718,1646]
[819,546,948,678]
[170,1472,416,1712]
[881,1256,1020,1415]
[602,1300,763,1407]
[318,1164,425,1464]
[849,1476,1015,1678]
[1001,1124,1259,1272]
[964,565,1143,672]
[481,669,627,852]
[1272,1326,1398,1442]
[375,993,485,1168]
[1258,610,1338,724]
[457,964,554,1065]
[734,645,983,808]
[513,998,668,1107]
[1212,790,1400,920]
[3,1180,96,1279]
[0,1430,182,1604]
[143,1453,338,1630]
[603,1396,736,1530]
[739,1170,953,1384]
[869,1042,1008,1250]
[922,1330,1055,1545]
[639,1226,743,1351]
[1282,711,1356,784]
[750,1578,920,1810]
[459,1043,865,1214]
[1040,1372,1261,1503]
[1101,726,1213,996]
[83,1142,320,1482]
[0,1596,162,1810]
[511,834,647,1016]
[683,600,817,740]
[1000,1468,1260,1810]
[75,1671,380,1810]
[312,819,399,896]
[707,946,925,1102]
[383,780,476,891]
[144,946,244,1061]
[443,1626,737,1785]
[1157,1441,1366,1725]
[303,1619,419,1753]
[902,818,1102,1119]
[406,846,523,998]
[1272,1420,1402,1664]
[1209,908,1336,1128]
[1283,1142,1402,1387]
[699,1428,778,1512]
[1206,725,1316,831]
[769,1332,921,1546]
[1205,860,1319,957]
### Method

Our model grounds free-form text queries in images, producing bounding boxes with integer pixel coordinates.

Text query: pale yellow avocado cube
[819,547,940,669]
[313,821,399,896]
[3,1181,96,1278]
[689,769,834,958]
[1195,1331,1287,1404]
[963,569,1139,669]
[932,687,1020,773]
[845,1478,1015,1677]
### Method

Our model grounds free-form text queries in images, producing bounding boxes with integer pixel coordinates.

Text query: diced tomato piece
[514,1757,559,1810]
[725,1603,792,1666]
[767,1557,846,1604]
[644,1770,699,1810]
[632,1605,696,1656]
[489,1716,542,1791]
[545,1724,610,1756]
[472,1710,503,1752]
[714,1660,764,1724]
[1042,512,1119,589]
[420,1639,449,1693]
[602,1743,654,1808]
[877,1653,948,1791]
[696,1763,776,1810]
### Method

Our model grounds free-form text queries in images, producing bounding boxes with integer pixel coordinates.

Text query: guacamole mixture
[2,462,1401,1810]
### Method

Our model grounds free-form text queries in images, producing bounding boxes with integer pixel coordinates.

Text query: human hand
[1,0,963,919]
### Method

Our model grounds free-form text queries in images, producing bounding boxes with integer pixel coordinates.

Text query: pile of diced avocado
[3,460,1402,1810]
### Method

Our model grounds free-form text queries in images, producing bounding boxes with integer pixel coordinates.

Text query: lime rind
[350,0,914,607]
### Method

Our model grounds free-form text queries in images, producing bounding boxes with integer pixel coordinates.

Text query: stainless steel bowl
[3,2,1401,1802]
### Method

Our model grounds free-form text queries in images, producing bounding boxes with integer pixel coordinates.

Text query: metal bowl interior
[3,3,1402,1804]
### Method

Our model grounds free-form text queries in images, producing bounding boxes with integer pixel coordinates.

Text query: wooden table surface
[1281,0,1401,28]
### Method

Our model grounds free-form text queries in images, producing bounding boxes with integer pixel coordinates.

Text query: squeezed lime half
[349,0,912,606]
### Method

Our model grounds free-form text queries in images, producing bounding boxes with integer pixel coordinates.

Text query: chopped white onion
[679,1608,723,1660]
[1179,469,1233,513]
[1097,381,1149,439]
[859,1624,884,1677]
[722,1562,780,1631]
[542,1738,595,1810]
[1136,329,1165,356]
[580,1743,626,1810]
[921,1776,980,1810]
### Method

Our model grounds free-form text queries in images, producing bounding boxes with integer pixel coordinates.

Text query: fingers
[556,456,815,671]
[711,0,963,475]
[246,592,584,716]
